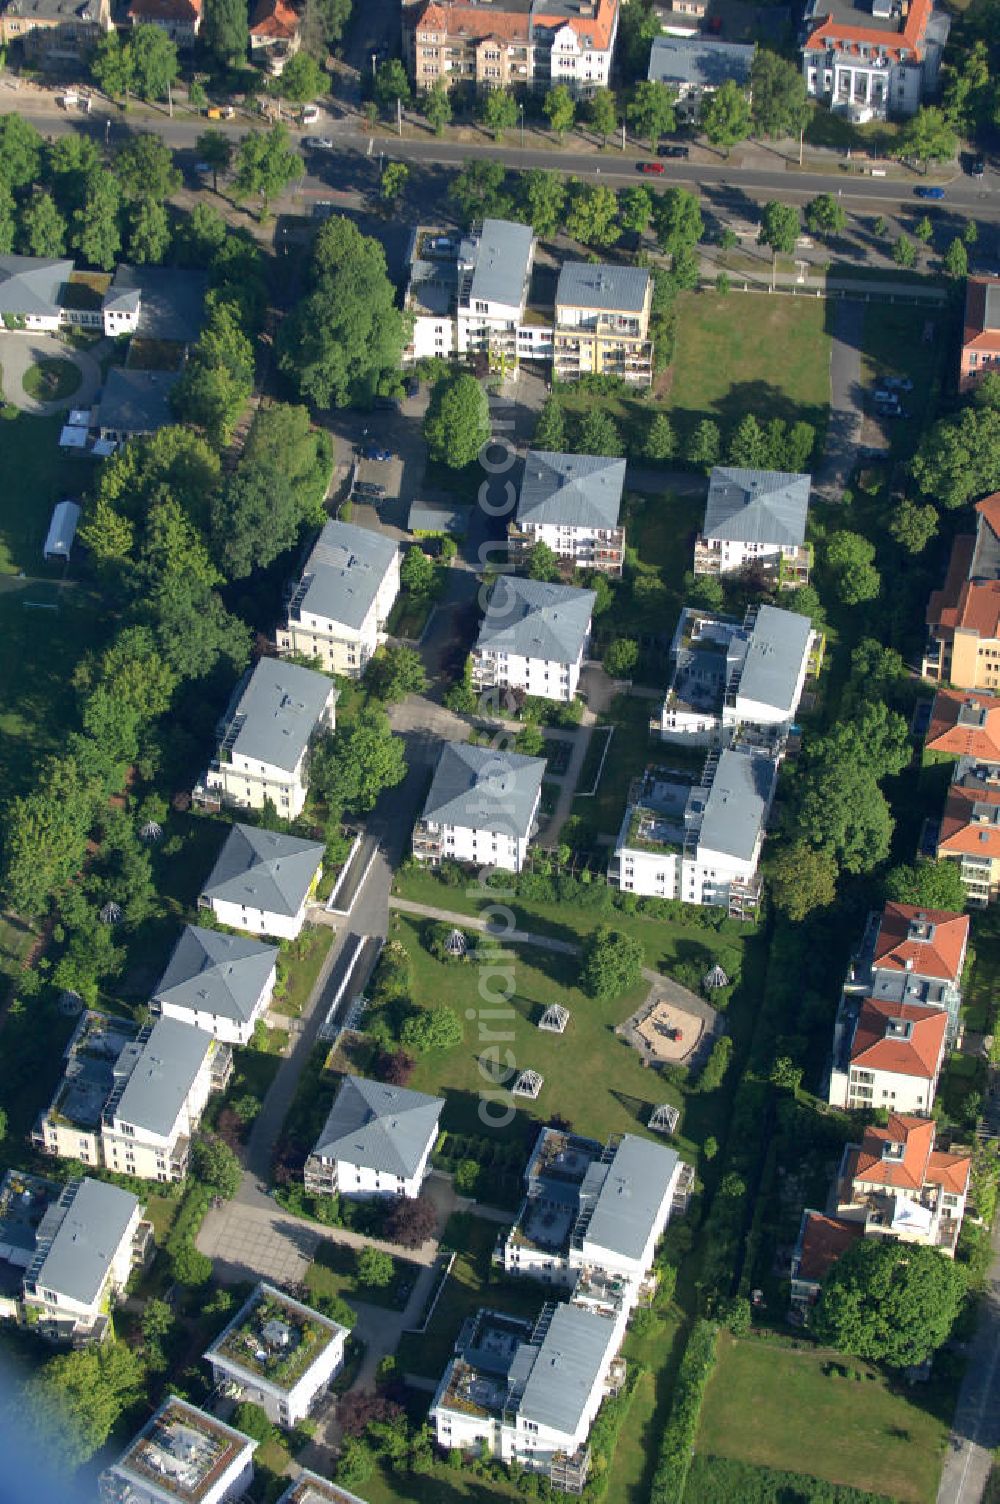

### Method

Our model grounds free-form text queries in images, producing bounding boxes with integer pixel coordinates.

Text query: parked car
[883,376,914,392]
[638,161,665,174]
[658,145,690,159]
[914,185,945,200]
[303,136,334,150]
[972,157,986,179]
[354,482,387,498]
[207,105,235,121]
[874,388,899,406]
[361,445,394,462]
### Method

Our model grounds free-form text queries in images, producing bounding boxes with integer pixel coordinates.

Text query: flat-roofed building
[471,576,596,704]
[277,521,400,678]
[33,1010,140,1170]
[510,451,625,575]
[412,740,546,872]
[100,1397,257,1504]
[553,262,653,387]
[205,1283,349,1427]
[276,1473,370,1504]
[304,1075,444,1200]
[151,925,279,1046]
[199,824,326,940]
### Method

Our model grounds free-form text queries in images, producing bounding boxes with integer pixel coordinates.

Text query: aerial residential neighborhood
[0,0,998,1499]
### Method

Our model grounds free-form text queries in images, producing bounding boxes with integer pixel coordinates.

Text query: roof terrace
[618,771,695,855]
[207,1284,344,1393]
[101,1398,254,1504]
[39,1011,138,1131]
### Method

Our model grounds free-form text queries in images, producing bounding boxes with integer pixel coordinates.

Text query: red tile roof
[803,0,931,63]
[926,1150,972,1197]
[796,1211,863,1284]
[963,279,1000,354]
[927,690,1000,766]
[129,0,201,20]
[926,532,1000,645]
[850,1114,935,1193]
[938,778,1000,859]
[531,0,617,52]
[976,491,1000,536]
[415,2,530,42]
[872,901,969,983]
[250,0,300,37]
[850,997,948,1081]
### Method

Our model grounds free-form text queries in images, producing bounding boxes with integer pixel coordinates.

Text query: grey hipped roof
[517,1302,619,1436]
[736,604,812,714]
[517,451,626,530]
[219,656,336,773]
[647,34,754,88]
[31,1177,138,1307]
[152,925,278,1027]
[556,261,651,314]
[986,284,1000,331]
[201,824,325,918]
[104,265,208,344]
[465,218,534,310]
[703,467,811,547]
[0,255,73,318]
[577,1134,679,1261]
[477,576,596,664]
[112,1016,214,1137]
[697,747,776,861]
[296,520,398,631]
[97,367,181,435]
[311,1075,444,1177]
[422,741,546,838]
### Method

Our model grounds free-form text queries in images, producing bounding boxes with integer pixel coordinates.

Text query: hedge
[579,1365,646,1501]
[649,1319,719,1504]
[683,1455,894,1504]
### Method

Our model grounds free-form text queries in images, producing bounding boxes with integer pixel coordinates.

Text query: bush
[649,1320,719,1504]
[697,1034,733,1092]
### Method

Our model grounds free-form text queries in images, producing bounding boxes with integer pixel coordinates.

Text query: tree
[454,1158,479,1194]
[337,1438,376,1488]
[873,214,889,238]
[129,23,179,101]
[450,160,510,226]
[574,407,624,457]
[0,114,43,190]
[805,192,847,238]
[116,133,181,204]
[127,197,171,264]
[401,545,437,596]
[700,79,750,153]
[826,529,880,605]
[794,761,894,875]
[620,184,653,235]
[233,124,302,217]
[203,0,248,65]
[196,129,233,193]
[1,757,101,917]
[367,645,428,703]
[768,840,837,920]
[885,860,967,913]
[278,49,325,103]
[526,541,561,582]
[941,38,991,133]
[892,234,916,269]
[750,49,808,138]
[588,88,618,146]
[944,236,969,280]
[813,1240,965,1367]
[889,497,938,554]
[25,1343,145,1471]
[618,0,661,76]
[604,638,638,676]
[312,706,407,814]
[627,80,676,149]
[192,1134,242,1198]
[581,925,645,999]
[644,411,677,462]
[385,1194,437,1248]
[375,58,411,114]
[171,300,254,448]
[91,31,134,105]
[424,374,490,468]
[652,186,703,257]
[18,191,66,258]
[914,214,934,244]
[895,106,956,172]
[686,418,720,469]
[518,168,566,239]
[0,181,15,256]
[964,218,978,247]
[422,80,452,135]
[564,182,621,248]
[70,171,121,270]
[534,396,567,451]
[544,84,575,140]
[758,199,799,257]
[480,87,518,141]
[357,1246,394,1288]
[785,420,817,472]
[698,1034,733,1092]
[380,161,409,204]
[728,414,768,468]
[401,1005,463,1054]
[911,404,1000,510]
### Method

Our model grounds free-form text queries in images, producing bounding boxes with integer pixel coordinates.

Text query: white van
[301,104,320,125]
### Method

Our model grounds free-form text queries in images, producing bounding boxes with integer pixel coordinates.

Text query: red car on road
[638,161,665,174]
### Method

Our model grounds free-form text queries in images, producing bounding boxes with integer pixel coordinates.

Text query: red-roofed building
[800,0,949,122]
[408,0,618,93]
[829,997,948,1113]
[789,1210,863,1309]
[834,1115,971,1256]
[249,0,302,73]
[936,765,1000,907]
[927,689,1000,767]
[128,0,201,44]
[922,498,1000,691]
[960,278,1000,394]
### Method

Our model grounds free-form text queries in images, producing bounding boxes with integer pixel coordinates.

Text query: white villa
[150,925,279,1047]
[199,825,326,941]
[471,576,596,705]
[693,467,812,584]
[277,520,400,678]
[828,997,949,1114]
[509,451,626,576]
[412,741,546,873]
[304,1075,445,1200]
[205,1283,349,1427]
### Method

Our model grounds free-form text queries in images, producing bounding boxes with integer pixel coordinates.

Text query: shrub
[649,1320,719,1503]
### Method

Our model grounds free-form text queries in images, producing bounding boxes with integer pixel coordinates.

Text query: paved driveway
[0,332,104,416]
[815,300,864,499]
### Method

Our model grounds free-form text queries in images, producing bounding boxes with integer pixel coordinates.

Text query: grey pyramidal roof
[220,656,336,773]
[97,367,181,435]
[578,1134,679,1261]
[703,466,811,547]
[698,747,776,861]
[33,1177,138,1307]
[648,34,754,88]
[466,218,534,310]
[517,1302,618,1435]
[0,255,73,318]
[422,741,546,838]
[737,605,813,715]
[113,1016,214,1137]
[477,576,596,664]
[295,520,398,631]
[201,824,325,917]
[517,451,626,530]
[311,1075,444,1178]
[152,924,278,1026]
[556,261,650,314]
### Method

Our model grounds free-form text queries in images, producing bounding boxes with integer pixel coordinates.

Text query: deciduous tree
[18,191,66,257]
[479,87,517,141]
[768,840,838,920]
[581,925,644,999]
[588,88,619,145]
[825,528,880,604]
[203,0,248,66]
[233,123,302,217]
[544,84,575,139]
[889,496,938,554]
[564,181,621,247]
[424,374,490,468]
[627,79,676,149]
[517,168,566,239]
[804,192,847,237]
[422,80,452,135]
[813,1239,965,1367]
[700,79,750,153]
[278,49,325,104]
[196,129,233,193]
[750,50,808,138]
[885,859,966,912]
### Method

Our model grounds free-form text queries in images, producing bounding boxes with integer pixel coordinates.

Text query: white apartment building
[611,748,777,918]
[828,997,949,1114]
[32,1010,140,1171]
[510,451,626,576]
[199,656,337,820]
[205,1283,349,1427]
[150,924,279,1046]
[471,576,596,705]
[20,1177,145,1342]
[304,1075,444,1200]
[655,604,816,746]
[100,1398,257,1504]
[693,467,812,584]
[553,262,654,387]
[275,1473,369,1504]
[412,740,546,873]
[277,520,400,678]
[199,824,326,941]
[801,0,949,123]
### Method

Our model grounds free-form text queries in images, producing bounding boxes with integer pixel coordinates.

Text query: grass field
[305,1239,421,1314]
[0,413,84,574]
[22,358,82,403]
[696,1334,950,1504]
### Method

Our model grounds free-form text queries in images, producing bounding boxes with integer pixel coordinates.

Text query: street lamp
[371,52,378,80]
[519,102,524,149]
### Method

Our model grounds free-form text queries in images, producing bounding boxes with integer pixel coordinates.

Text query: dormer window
[881,1139,905,1161]
[885,1017,913,1041]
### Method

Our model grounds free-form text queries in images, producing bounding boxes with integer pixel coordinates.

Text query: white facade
[277,548,400,679]
[22,1185,143,1338]
[516,517,625,575]
[206,1285,348,1427]
[694,533,803,577]
[413,812,537,873]
[471,642,587,704]
[304,1141,435,1201]
[153,961,276,1046]
[829,1059,940,1115]
[102,1043,223,1184]
[803,50,921,118]
[202,892,315,942]
[203,668,337,821]
[545,20,615,90]
[100,1399,257,1504]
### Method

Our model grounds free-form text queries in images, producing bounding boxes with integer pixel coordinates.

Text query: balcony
[728,874,762,919]
[693,539,722,576]
[210,1045,234,1092]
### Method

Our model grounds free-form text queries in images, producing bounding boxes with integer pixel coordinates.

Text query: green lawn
[273,928,335,1017]
[570,693,656,844]
[304,1239,421,1314]
[0,412,84,574]
[696,1333,949,1504]
[22,358,82,403]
